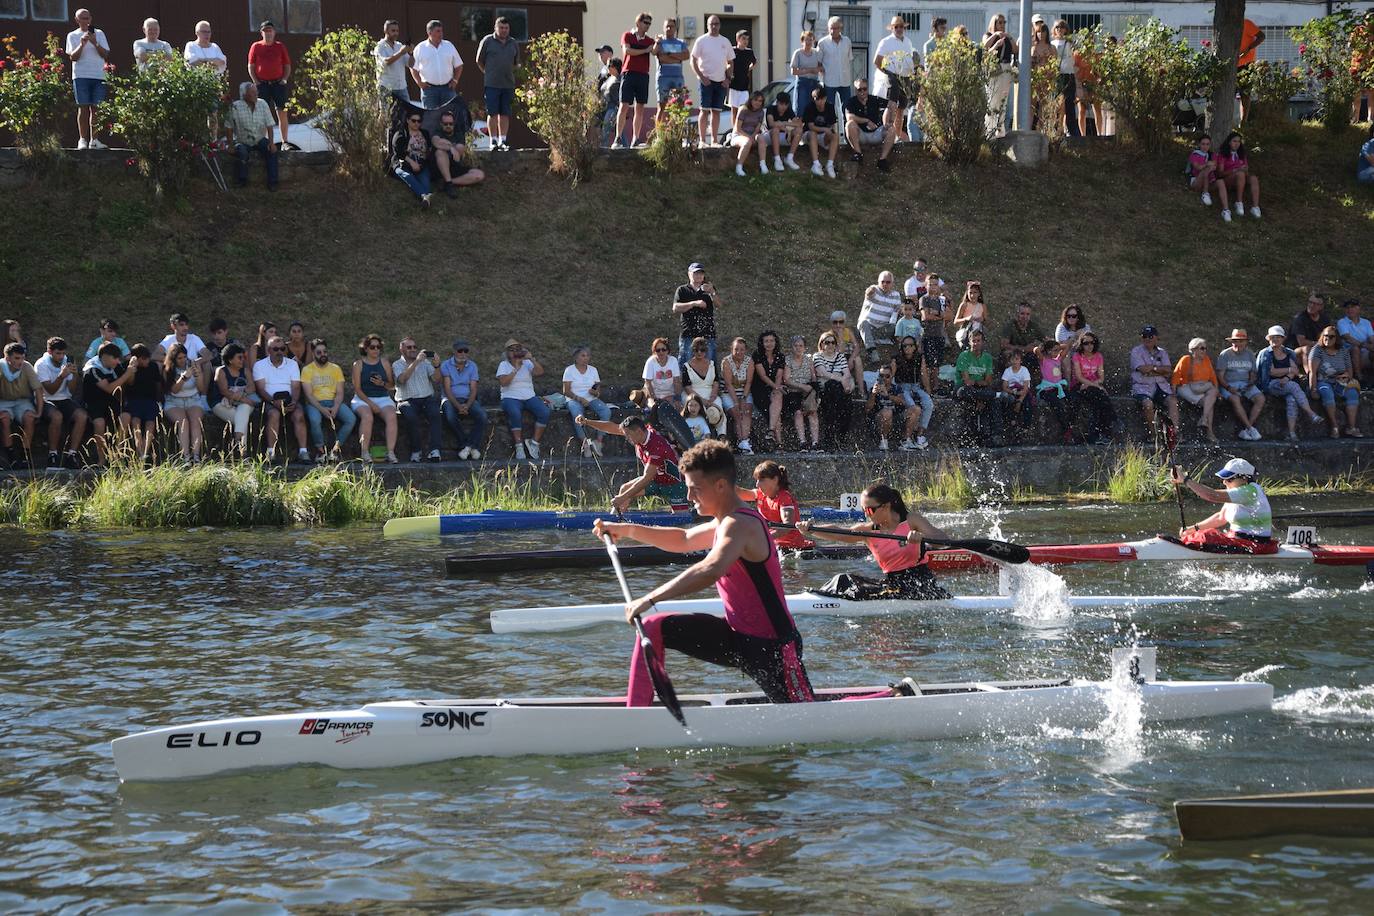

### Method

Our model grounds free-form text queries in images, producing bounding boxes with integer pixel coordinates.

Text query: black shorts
[921,335,946,368]
[619,71,649,105]
[45,399,82,422]
[257,80,288,111]
[886,82,909,108]
[660,613,814,704]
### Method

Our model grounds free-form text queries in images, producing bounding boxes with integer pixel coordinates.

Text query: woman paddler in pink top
[594,440,815,708]
[797,483,953,600]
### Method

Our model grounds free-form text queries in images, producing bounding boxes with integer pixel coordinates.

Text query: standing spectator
[615,12,655,148]
[1215,131,1261,220]
[440,340,487,460]
[254,335,310,463]
[476,16,519,151]
[1129,325,1181,435]
[924,17,949,60]
[1172,337,1221,442]
[1216,329,1266,440]
[1360,124,1374,183]
[904,258,940,302]
[1309,327,1364,438]
[790,31,823,122]
[844,79,888,163]
[800,86,840,177]
[85,318,129,362]
[184,21,227,76]
[393,337,444,462]
[82,343,132,467]
[248,21,292,148]
[564,345,610,457]
[1069,333,1116,443]
[226,82,280,191]
[982,14,1018,138]
[154,312,207,363]
[1028,20,1053,128]
[595,44,614,81]
[816,16,853,109]
[691,15,735,146]
[212,344,256,457]
[497,339,548,459]
[727,30,757,124]
[1001,349,1035,434]
[162,344,207,462]
[813,332,855,450]
[1035,339,1075,442]
[65,9,110,150]
[730,90,770,176]
[36,338,86,469]
[390,111,433,207]
[1338,298,1373,382]
[998,302,1045,365]
[871,16,915,170]
[351,334,400,463]
[866,367,914,451]
[952,280,989,350]
[133,18,173,70]
[642,337,683,414]
[599,58,622,146]
[1074,32,1101,137]
[918,277,950,393]
[955,330,1003,445]
[891,335,932,450]
[1051,21,1080,138]
[752,330,786,449]
[119,344,162,463]
[300,338,356,462]
[764,91,803,172]
[783,334,821,450]
[683,337,727,437]
[0,342,44,468]
[653,18,690,125]
[410,19,463,109]
[1055,305,1093,350]
[431,110,485,194]
[720,337,754,452]
[857,271,903,363]
[1257,325,1320,442]
[1287,293,1330,371]
[375,20,413,105]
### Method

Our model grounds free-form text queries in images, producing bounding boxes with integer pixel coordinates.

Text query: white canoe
[111,652,1271,782]
[489,591,1205,634]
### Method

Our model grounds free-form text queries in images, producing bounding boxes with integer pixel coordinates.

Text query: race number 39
[839,493,862,512]
[1285,526,1317,547]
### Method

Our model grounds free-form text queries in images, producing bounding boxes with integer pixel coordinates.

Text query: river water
[3,499,1374,911]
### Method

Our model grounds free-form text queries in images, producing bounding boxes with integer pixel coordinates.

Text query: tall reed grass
[909,454,976,509]
[1104,445,1175,504]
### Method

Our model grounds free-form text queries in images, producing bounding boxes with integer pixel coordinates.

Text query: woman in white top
[784,334,821,450]
[133,18,174,70]
[497,339,548,460]
[719,336,754,453]
[1054,304,1094,349]
[981,14,1018,138]
[641,336,683,410]
[813,332,854,450]
[562,345,609,457]
[682,335,726,436]
[184,21,227,74]
[162,343,207,462]
[952,280,989,350]
[1051,20,1081,138]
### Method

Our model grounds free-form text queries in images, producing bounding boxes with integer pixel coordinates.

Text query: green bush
[1293,10,1371,133]
[916,34,995,165]
[516,31,601,185]
[0,33,69,161]
[1087,20,1215,152]
[294,27,388,185]
[103,55,224,197]
[640,86,693,174]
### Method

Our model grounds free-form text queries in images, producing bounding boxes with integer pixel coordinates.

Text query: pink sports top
[867,520,923,573]
[716,507,797,640]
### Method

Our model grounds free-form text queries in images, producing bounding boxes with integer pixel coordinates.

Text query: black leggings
[660,614,815,703]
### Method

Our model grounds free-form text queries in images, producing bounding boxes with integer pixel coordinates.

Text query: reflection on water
[3,499,1374,909]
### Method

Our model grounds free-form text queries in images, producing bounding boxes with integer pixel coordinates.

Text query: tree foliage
[915,34,995,165]
[104,55,224,197]
[294,26,389,185]
[516,30,601,185]
[1293,10,1374,133]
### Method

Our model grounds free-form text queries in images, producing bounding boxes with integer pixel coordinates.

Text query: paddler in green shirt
[1169,457,1278,554]
[954,329,1003,442]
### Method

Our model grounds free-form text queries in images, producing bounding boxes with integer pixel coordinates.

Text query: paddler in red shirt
[576,414,690,513]
[735,459,814,550]
[595,440,815,707]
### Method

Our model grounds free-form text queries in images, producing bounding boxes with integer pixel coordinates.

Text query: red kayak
[924,537,1374,573]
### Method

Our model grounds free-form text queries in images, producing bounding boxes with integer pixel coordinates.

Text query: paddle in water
[769,522,1031,564]
[602,534,687,727]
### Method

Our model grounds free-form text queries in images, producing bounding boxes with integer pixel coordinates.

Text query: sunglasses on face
[367,344,381,351]
[269,346,285,353]
[407,117,421,124]
[862,502,886,513]
[832,320,844,325]
[654,347,667,353]
[454,348,469,353]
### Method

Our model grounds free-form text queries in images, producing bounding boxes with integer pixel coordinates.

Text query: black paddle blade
[635,617,687,727]
[957,537,1031,564]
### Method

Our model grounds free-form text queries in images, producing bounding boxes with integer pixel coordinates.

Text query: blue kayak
[384,507,863,537]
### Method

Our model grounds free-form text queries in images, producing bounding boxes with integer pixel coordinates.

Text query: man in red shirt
[614,11,655,148]
[575,414,690,513]
[248,21,293,148]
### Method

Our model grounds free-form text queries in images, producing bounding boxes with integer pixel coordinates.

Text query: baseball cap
[259,20,276,30]
[1140,325,1158,337]
[830,310,846,322]
[596,44,613,53]
[1215,458,1255,479]
[688,262,705,274]
[452,339,470,351]
[1032,14,1045,24]
[1265,325,1286,339]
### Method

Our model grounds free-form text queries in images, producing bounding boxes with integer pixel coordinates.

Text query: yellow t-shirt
[301,361,344,402]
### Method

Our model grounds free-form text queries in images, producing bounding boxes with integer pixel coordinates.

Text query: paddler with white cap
[1169,458,1277,554]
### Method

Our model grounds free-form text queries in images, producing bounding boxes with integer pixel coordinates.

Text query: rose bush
[516,30,601,185]
[294,27,388,185]
[103,54,224,197]
[1293,10,1374,131]
[0,34,69,161]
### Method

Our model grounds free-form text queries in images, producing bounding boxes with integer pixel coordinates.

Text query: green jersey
[1222,482,1272,537]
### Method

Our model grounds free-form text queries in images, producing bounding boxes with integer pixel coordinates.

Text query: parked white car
[275,114,491,152]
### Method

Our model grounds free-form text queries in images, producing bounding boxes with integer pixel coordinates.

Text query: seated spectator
[133,17,175,69]
[764,91,803,171]
[890,335,931,450]
[563,345,610,457]
[642,337,683,416]
[212,343,258,457]
[162,343,207,462]
[999,301,1045,366]
[731,90,770,177]
[226,82,279,191]
[954,329,1004,445]
[254,335,311,463]
[2,318,25,352]
[813,331,854,450]
[866,366,916,451]
[1338,298,1373,382]
[843,79,887,161]
[391,111,433,207]
[751,330,786,448]
[430,109,485,194]
[917,279,950,393]
[1257,325,1320,443]
[85,318,129,362]
[1129,325,1180,435]
[1186,133,1223,214]
[1216,329,1266,440]
[154,312,207,362]
[35,337,86,469]
[441,340,486,460]
[1034,339,1075,443]
[497,338,548,459]
[0,341,44,469]
[799,86,839,177]
[783,334,821,451]
[285,321,309,366]
[352,333,400,463]
[683,336,727,437]
[893,299,922,346]
[681,394,711,442]
[1287,292,1330,371]
[1171,337,1220,443]
[82,343,133,467]
[1001,349,1034,434]
[1360,124,1374,183]
[200,317,242,371]
[1309,326,1364,438]
[120,344,163,463]
[301,338,356,462]
[952,281,989,351]
[827,310,865,390]
[719,336,755,453]
[1069,333,1116,444]
[394,337,444,462]
[250,321,279,367]
[1215,130,1260,219]
[857,271,902,364]
[1055,305,1093,350]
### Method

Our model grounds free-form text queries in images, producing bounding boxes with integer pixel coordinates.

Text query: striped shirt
[859,288,903,328]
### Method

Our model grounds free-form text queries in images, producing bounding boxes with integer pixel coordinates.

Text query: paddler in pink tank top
[594,440,815,707]
[798,482,954,600]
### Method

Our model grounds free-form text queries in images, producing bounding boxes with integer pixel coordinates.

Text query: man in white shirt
[253,335,310,462]
[65,8,111,149]
[375,19,413,105]
[816,16,853,109]
[691,15,735,145]
[393,337,444,462]
[857,271,903,362]
[35,337,87,469]
[133,18,173,70]
[1338,298,1374,381]
[872,16,916,171]
[903,258,943,301]
[410,19,463,109]
[154,313,207,362]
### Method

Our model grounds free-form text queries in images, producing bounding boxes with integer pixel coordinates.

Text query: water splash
[1238,664,1285,682]
[1003,563,1073,622]
[1275,685,1374,722]
[1171,566,1303,593]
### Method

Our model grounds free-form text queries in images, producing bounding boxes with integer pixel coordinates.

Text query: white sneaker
[1222,208,1232,223]
[825,161,837,178]
[759,161,770,175]
[878,437,890,451]
[785,154,799,170]
[1250,427,1262,440]
[773,156,784,171]
[468,449,481,460]
[77,138,89,150]
[591,439,603,457]
[1250,206,1261,219]
[1234,201,1245,216]
[916,435,930,450]
[581,439,594,457]
[409,451,422,462]
[88,138,107,150]
[735,164,746,177]
[526,440,540,459]
[428,449,442,461]
[458,446,472,460]
[810,161,823,176]
[899,438,917,451]
[738,439,753,454]
[1201,191,1212,206]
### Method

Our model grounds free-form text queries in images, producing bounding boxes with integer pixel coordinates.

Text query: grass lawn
[3,119,1372,384]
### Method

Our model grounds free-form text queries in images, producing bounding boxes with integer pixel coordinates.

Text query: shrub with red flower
[641,85,695,173]
[0,33,69,159]
[1292,10,1373,131]
[104,53,224,197]
[514,31,601,185]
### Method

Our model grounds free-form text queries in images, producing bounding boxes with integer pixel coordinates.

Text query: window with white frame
[248,0,320,34]
[30,0,67,20]
[926,9,988,41]
[0,0,25,18]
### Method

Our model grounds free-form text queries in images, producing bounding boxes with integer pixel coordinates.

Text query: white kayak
[111,649,1271,782]
[488,591,1205,634]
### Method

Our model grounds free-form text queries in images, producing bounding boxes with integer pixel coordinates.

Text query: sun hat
[1226,329,1249,341]
[830,309,846,322]
[1216,457,1256,479]
[1265,325,1286,339]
